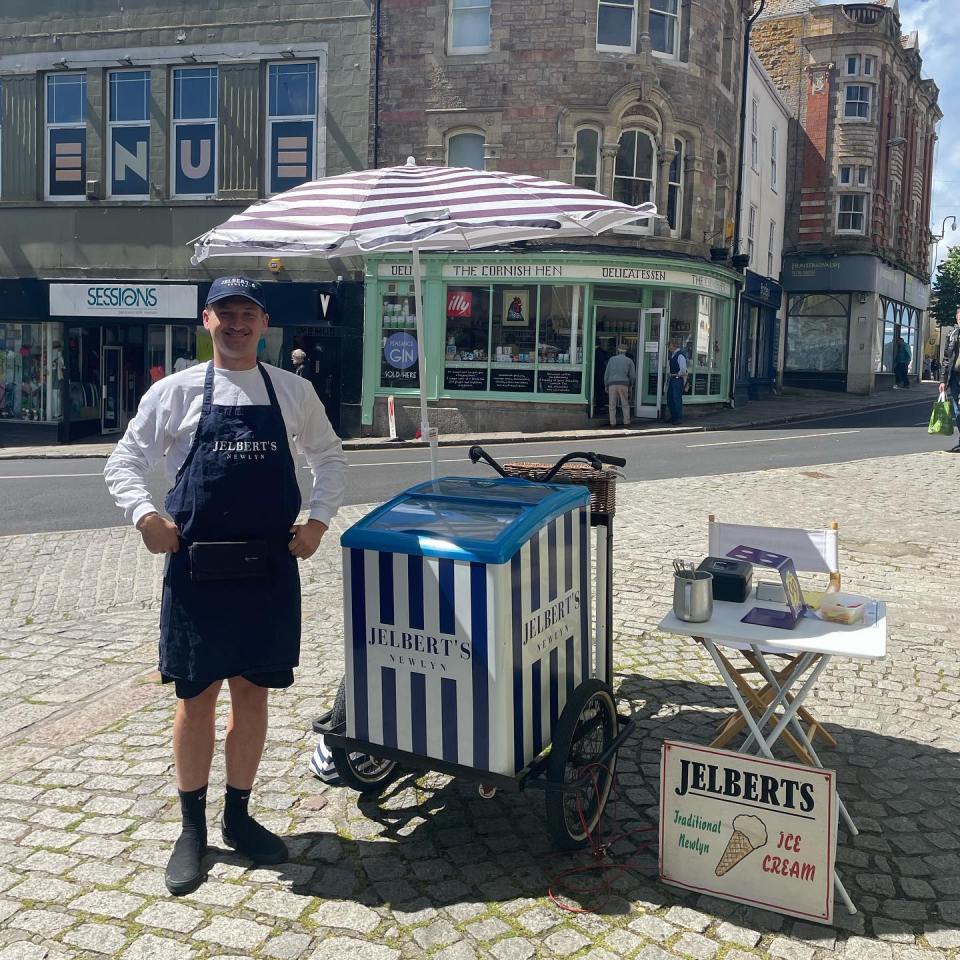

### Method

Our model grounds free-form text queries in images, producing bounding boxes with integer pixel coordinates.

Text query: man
[939,323,960,452]
[604,344,635,427]
[666,337,688,425]
[893,336,911,389]
[104,277,346,895]
[291,348,307,376]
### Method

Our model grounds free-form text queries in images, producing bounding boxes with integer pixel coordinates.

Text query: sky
[895,0,958,271]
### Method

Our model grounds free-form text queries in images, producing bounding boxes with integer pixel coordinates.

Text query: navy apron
[159,362,302,683]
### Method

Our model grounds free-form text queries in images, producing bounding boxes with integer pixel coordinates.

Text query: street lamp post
[931,214,957,276]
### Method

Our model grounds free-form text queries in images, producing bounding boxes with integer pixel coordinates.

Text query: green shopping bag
[928,400,956,436]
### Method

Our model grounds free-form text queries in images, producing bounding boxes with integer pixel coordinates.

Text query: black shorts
[161,670,295,700]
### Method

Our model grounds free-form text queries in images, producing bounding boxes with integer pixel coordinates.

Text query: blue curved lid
[341,476,590,564]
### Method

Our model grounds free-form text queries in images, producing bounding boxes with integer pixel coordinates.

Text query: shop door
[306,336,342,434]
[101,345,123,434]
[592,304,641,418]
[636,309,666,419]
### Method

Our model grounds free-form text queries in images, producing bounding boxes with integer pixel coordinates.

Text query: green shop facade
[361,251,739,437]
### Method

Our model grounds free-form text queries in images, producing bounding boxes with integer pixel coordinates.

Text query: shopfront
[362,252,738,436]
[0,277,364,445]
[736,271,782,401]
[782,255,929,394]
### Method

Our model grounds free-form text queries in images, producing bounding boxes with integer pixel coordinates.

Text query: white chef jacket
[104,361,347,529]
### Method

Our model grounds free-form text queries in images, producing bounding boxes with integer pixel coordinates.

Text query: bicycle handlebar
[468,445,626,480]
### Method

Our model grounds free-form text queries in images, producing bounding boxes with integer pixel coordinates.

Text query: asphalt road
[0,397,950,536]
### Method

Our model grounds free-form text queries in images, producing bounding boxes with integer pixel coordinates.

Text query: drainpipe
[372,0,382,168]
[729,0,766,405]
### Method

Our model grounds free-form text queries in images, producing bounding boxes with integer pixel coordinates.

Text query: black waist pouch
[189,540,271,582]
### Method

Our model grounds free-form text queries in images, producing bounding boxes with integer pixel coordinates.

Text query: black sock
[224,784,252,827]
[178,785,208,838]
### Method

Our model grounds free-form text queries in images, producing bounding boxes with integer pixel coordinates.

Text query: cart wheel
[328,679,400,795]
[544,678,619,850]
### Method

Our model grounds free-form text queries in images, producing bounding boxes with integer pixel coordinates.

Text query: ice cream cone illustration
[715,814,768,877]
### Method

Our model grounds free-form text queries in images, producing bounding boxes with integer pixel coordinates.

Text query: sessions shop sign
[49,283,199,320]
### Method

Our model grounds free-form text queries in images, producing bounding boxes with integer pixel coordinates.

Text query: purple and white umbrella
[191,159,659,477]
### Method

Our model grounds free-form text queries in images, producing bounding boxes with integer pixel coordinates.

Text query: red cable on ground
[547,762,656,914]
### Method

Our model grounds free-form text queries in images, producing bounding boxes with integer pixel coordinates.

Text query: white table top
[658,588,887,661]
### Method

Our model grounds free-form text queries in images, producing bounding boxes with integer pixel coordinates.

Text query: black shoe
[948,444,960,453]
[165,829,208,896]
[221,816,288,865]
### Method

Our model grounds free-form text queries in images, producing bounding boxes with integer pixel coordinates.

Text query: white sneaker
[892,385,900,390]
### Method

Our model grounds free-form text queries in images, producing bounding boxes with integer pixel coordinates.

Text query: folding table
[659,590,886,915]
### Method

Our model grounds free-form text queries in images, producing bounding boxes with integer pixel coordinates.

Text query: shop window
[447,131,485,170]
[443,284,584,396]
[785,294,849,373]
[45,72,87,200]
[574,128,601,192]
[147,326,167,383]
[597,0,636,51]
[173,326,200,371]
[108,70,151,200]
[650,0,679,57]
[844,85,871,120]
[670,291,725,397]
[380,282,420,389]
[0,323,62,422]
[449,0,491,53]
[836,194,867,234]
[267,61,318,195]
[667,138,684,236]
[172,66,218,199]
[613,129,655,232]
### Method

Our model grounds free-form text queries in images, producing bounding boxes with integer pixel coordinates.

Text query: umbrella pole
[410,246,438,482]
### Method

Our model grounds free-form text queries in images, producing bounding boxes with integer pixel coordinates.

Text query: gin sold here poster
[659,741,839,923]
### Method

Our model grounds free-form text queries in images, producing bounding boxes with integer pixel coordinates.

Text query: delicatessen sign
[659,741,838,923]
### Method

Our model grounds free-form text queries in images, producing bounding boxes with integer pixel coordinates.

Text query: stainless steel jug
[673,570,713,623]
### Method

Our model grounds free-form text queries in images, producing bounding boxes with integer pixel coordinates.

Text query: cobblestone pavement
[0,450,957,960]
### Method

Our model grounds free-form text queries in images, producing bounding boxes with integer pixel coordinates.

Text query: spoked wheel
[545,678,619,850]
[328,679,400,795]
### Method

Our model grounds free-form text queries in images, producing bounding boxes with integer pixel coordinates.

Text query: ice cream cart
[314,450,632,849]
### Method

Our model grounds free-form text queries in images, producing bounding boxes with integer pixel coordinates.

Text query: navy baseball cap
[205,276,267,311]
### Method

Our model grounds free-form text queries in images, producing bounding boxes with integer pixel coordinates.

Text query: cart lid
[341,477,590,563]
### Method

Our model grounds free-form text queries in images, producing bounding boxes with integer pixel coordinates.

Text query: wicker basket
[501,461,618,518]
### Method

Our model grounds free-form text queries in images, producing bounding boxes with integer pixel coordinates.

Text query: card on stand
[727,545,807,630]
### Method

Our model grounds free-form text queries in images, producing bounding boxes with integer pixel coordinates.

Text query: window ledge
[447,46,493,57]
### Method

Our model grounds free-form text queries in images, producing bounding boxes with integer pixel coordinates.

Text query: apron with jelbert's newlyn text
[159,362,302,682]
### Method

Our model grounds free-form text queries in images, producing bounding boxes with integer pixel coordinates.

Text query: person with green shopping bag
[939,324,960,452]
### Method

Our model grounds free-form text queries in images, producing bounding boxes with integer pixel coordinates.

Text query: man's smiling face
[203,296,269,367]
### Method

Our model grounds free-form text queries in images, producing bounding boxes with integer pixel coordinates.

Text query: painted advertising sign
[48,129,86,197]
[110,125,150,197]
[270,120,314,193]
[660,741,838,923]
[175,122,216,196]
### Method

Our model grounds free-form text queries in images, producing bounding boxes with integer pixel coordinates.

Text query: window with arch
[574,128,601,192]
[447,131,485,170]
[721,1,735,89]
[613,129,656,223]
[667,137,684,235]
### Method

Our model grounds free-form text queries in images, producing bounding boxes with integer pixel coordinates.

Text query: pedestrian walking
[604,344,635,426]
[291,347,307,376]
[104,276,347,895]
[923,355,933,381]
[666,337,688,424]
[939,324,960,452]
[893,336,912,389]
[932,355,941,381]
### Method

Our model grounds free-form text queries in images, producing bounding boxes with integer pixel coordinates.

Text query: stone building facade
[363,0,754,436]
[0,0,371,443]
[752,0,941,394]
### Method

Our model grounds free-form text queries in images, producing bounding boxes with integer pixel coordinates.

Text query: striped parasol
[191,159,660,477]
